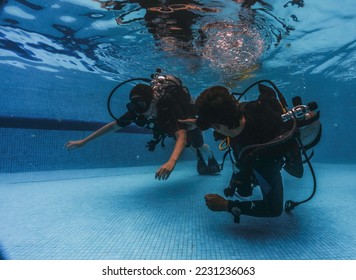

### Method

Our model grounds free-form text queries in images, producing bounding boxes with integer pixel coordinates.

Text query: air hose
[234,79,288,111]
[284,127,317,212]
[107,78,151,120]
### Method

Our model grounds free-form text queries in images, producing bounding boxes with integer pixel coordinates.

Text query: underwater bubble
[84,13,105,19]
[60,16,77,23]
[200,21,265,76]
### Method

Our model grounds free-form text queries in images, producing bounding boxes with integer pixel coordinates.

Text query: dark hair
[129,83,153,100]
[195,86,243,129]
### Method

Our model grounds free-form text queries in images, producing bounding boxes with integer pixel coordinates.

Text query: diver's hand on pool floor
[65,140,85,150]
[204,194,229,212]
[155,160,176,180]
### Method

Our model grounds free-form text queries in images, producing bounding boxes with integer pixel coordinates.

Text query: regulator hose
[107,78,151,120]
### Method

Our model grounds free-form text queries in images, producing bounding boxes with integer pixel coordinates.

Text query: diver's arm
[169,129,187,162]
[155,129,187,180]
[65,121,122,150]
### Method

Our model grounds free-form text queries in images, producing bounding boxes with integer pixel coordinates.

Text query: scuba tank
[281,97,322,151]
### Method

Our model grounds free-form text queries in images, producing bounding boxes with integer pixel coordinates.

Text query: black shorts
[186,128,204,149]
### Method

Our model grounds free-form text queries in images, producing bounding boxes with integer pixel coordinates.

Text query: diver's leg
[188,128,220,174]
[236,160,284,217]
[198,143,213,159]
[206,146,220,173]
[187,129,210,174]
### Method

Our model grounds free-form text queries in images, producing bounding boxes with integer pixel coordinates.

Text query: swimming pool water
[0,0,355,260]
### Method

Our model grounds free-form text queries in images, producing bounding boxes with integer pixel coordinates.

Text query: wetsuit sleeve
[116,110,137,127]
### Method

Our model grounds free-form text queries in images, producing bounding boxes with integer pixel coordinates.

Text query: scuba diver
[180,82,321,223]
[65,70,220,180]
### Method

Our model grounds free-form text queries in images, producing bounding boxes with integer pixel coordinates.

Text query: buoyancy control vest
[144,70,196,150]
[225,81,322,176]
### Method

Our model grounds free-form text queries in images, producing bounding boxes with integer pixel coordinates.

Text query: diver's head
[126,84,153,114]
[196,86,244,137]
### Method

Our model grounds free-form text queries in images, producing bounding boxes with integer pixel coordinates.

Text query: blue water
[0,0,355,260]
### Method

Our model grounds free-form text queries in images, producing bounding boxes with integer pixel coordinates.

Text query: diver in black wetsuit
[65,74,220,180]
[180,85,304,221]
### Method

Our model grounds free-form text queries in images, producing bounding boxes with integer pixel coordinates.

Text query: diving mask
[126,96,150,114]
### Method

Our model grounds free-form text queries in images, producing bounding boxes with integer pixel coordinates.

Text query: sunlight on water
[200,21,265,77]
[0,0,355,85]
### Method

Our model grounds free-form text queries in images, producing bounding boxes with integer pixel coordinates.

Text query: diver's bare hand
[65,140,85,150]
[155,160,176,180]
[204,194,229,212]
